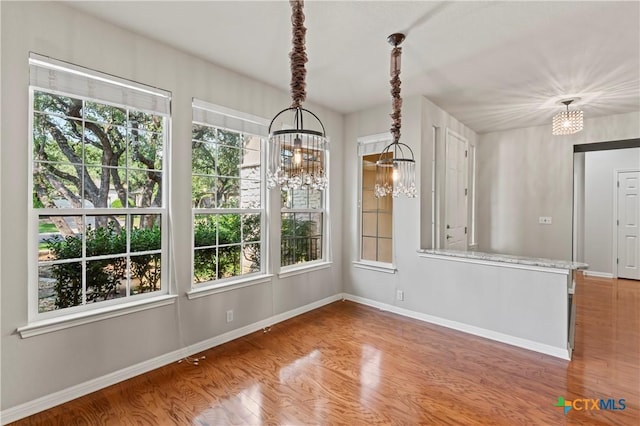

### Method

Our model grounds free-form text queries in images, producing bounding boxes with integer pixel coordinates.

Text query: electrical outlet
[539,216,552,225]
[396,290,404,301]
[226,310,234,323]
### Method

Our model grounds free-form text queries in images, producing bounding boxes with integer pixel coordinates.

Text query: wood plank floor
[11,274,639,425]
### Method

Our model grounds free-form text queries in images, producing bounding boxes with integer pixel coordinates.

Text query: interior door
[617,170,640,279]
[444,130,468,250]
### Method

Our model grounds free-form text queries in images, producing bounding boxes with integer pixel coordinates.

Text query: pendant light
[552,99,584,135]
[266,0,328,190]
[375,33,416,198]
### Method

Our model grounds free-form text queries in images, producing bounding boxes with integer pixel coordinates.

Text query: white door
[444,130,468,250]
[617,171,640,279]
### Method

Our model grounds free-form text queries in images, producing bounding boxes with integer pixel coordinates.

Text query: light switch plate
[539,216,552,225]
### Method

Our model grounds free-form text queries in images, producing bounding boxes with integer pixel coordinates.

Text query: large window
[30,55,170,319]
[191,101,266,286]
[357,134,393,266]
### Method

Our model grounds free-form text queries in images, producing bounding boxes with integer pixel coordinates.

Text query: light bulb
[293,148,302,166]
[392,166,399,182]
[563,119,571,128]
[293,136,302,167]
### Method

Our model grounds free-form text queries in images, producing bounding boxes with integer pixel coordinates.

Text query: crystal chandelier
[375,33,416,198]
[266,0,328,190]
[552,99,583,135]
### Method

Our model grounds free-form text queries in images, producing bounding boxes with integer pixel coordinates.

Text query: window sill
[187,274,273,300]
[17,295,178,338]
[352,261,397,274]
[278,261,333,279]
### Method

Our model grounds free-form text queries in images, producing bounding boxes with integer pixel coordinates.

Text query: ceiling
[66,1,640,134]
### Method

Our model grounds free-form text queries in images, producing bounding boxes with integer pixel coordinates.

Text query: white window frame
[189,99,270,297]
[27,54,172,326]
[353,133,396,274]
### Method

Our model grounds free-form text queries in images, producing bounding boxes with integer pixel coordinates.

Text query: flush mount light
[552,99,584,136]
[266,0,328,190]
[375,33,416,198]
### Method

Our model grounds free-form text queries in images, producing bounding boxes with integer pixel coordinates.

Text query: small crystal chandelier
[266,0,328,190]
[552,99,584,135]
[375,33,416,198]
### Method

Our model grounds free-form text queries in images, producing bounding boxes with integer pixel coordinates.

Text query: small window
[361,153,393,263]
[357,134,394,265]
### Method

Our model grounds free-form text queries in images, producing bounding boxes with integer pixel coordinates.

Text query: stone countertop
[417,249,589,270]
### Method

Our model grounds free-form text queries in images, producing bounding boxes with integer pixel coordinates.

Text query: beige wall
[477,111,640,260]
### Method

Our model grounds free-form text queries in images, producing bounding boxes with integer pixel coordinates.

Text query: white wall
[584,148,640,274]
[0,1,343,412]
[343,94,477,306]
[477,112,640,260]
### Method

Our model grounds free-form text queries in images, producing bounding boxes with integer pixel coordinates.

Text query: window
[191,101,267,286]
[357,134,394,266]
[30,54,171,320]
[281,187,325,267]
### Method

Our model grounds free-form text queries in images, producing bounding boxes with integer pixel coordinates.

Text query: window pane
[86,215,126,257]
[84,124,127,167]
[45,261,83,311]
[38,216,83,260]
[192,141,218,175]
[362,237,377,261]
[378,212,392,238]
[242,243,261,274]
[84,166,127,208]
[129,110,163,133]
[33,113,83,164]
[217,178,239,208]
[86,257,127,303]
[240,179,261,208]
[217,145,240,177]
[218,214,241,245]
[378,238,392,263]
[242,214,261,243]
[38,264,57,313]
[131,253,161,294]
[362,212,377,238]
[194,247,217,283]
[33,163,82,208]
[192,175,218,208]
[128,169,162,207]
[34,92,82,116]
[84,101,126,126]
[192,124,217,143]
[128,129,163,170]
[218,245,241,279]
[308,189,322,210]
[194,214,217,248]
[130,214,161,252]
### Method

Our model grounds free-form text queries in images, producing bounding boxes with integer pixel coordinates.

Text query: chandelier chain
[289,0,308,108]
[390,46,402,143]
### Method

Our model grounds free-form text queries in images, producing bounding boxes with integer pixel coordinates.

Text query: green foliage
[45,220,162,309]
[281,216,320,266]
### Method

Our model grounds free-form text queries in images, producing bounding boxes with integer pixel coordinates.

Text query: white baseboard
[342,293,571,361]
[582,271,614,279]
[0,294,342,425]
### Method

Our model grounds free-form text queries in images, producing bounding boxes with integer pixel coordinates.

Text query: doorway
[573,139,640,279]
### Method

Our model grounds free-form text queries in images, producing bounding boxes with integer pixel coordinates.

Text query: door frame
[612,168,640,278]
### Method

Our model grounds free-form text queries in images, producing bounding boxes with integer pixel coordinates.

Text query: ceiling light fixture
[267,0,328,190]
[552,99,583,135]
[375,33,416,198]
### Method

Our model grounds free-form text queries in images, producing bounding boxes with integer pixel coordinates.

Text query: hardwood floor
[11,274,639,425]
